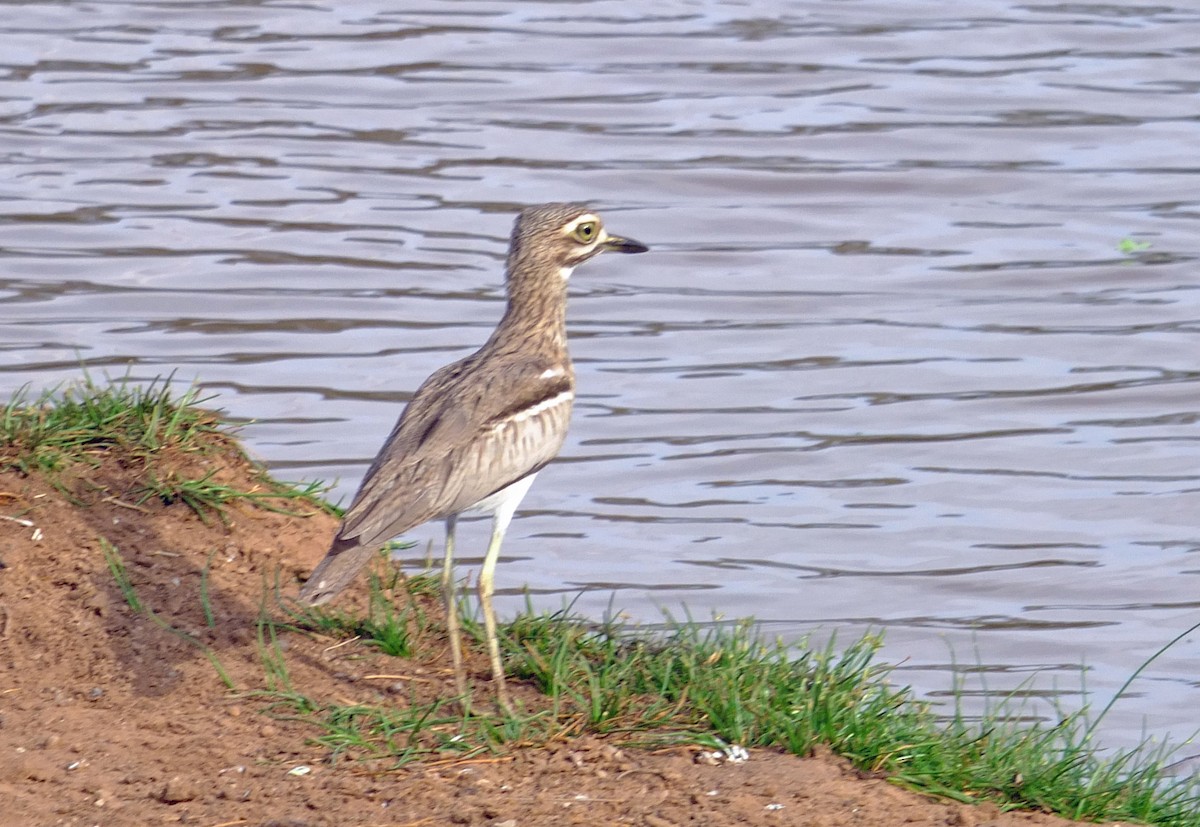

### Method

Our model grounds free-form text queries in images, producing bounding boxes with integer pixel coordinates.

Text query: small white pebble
[725,745,749,763]
[765,803,784,811]
[31,527,44,542]
[706,789,720,797]
[287,765,311,776]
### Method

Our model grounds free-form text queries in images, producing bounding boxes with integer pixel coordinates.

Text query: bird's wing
[343,356,574,544]
[299,355,573,604]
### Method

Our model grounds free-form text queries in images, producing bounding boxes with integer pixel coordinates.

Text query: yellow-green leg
[478,517,514,716]
[441,515,470,711]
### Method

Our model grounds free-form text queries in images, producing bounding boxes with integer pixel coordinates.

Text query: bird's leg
[478,516,514,716]
[441,515,470,712]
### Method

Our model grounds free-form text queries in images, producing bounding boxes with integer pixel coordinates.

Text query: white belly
[463,472,538,526]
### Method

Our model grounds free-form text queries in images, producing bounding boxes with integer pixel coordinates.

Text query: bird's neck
[486,257,570,354]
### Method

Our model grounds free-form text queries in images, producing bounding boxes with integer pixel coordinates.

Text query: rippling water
[3,0,1199,752]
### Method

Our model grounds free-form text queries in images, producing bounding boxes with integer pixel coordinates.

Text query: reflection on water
[2,0,1199,751]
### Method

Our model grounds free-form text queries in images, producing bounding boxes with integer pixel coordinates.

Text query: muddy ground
[0,449,1120,827]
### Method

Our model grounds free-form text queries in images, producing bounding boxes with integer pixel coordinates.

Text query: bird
[299,203,648,714]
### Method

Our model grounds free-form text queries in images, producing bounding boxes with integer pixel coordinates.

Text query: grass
[274,569,1200,825]
[508,610,1200,824]
[2,372,221,475]
[1,372,333,521]
[286,558,437,659]
[9,373,1200,824]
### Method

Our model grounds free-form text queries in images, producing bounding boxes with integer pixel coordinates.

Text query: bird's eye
[573,221,598,243]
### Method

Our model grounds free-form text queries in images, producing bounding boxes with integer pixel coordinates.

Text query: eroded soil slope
[0,452,1114,827]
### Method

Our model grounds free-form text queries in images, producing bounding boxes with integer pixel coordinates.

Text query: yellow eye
[573,220,599,243]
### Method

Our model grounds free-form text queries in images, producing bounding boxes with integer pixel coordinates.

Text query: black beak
[602,233,649,254]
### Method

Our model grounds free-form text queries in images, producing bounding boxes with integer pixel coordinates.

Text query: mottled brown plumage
[299,203,647,712]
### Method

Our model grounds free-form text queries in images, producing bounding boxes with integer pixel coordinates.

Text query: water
[2,0,1199,754]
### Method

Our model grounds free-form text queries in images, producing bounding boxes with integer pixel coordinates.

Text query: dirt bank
[0,450,1114,827]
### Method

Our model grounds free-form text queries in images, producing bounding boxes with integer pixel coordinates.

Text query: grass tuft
[1,372,334,521]
[286,555,436,659]
[2,372,221,474]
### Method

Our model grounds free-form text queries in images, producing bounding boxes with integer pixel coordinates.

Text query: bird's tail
[297,535,380,605]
